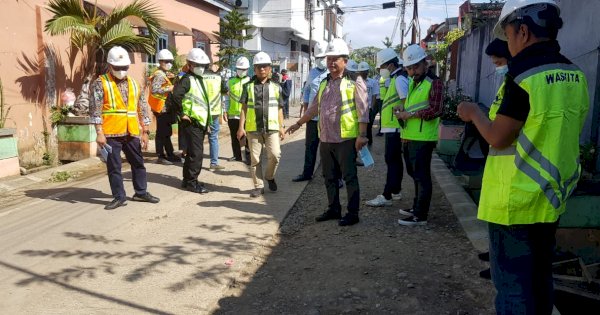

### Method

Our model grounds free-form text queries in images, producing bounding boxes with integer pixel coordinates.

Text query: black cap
[281,69,287,73]
[485,39,511,59]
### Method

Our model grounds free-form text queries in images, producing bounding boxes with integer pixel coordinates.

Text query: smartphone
[239,135,247,147]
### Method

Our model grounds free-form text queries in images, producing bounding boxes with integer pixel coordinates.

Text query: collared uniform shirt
[366,77,380,109]
[89,76,151,137]
[303,67,329,121]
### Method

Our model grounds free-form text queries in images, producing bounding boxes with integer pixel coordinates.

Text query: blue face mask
[495,65,508,77]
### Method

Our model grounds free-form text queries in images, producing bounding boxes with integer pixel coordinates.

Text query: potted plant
[437,88,469,160]
[54,89,98,162]
[0,77,21,178]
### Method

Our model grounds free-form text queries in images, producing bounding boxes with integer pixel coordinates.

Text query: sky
[342,0,464,49]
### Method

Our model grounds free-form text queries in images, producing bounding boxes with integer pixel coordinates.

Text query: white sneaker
[392,192,402,200]
[365,195,393,207]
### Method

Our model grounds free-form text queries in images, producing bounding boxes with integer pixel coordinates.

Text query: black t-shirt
[496,40,572,122]
[240,76,283,132]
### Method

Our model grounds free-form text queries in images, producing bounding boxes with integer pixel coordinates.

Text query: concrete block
[0,156,20,178]
[58,141,97,161]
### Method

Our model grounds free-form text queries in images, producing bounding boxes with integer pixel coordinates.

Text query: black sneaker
[315,210,342,222]
[104,198,127,210]
[132,192,160,203]
[478,252,490,262]
[267,179,277,191]
[166,155,183,163]
[292,174,312,182]
[184,183,208,194]
[479,268,491,280]
[398,208,415,216]
[339,214,359,226]
[157,157,173,165]
[397,215,427,226]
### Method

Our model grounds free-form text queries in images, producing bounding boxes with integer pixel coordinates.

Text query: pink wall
[0,0,223,167]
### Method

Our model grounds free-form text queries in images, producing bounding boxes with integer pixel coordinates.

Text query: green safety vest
[488,81,506,121]
[202,73,222,116]
[316,76,359,139]
[401,76,439,141]
[245,81,281,132]
[479,63,590,225]
[379,76,388,104]
[228,76,250,116]
[381,75,404,129]
[182,76,210,127]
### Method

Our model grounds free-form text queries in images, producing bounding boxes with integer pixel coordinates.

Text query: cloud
[366,15,397,26]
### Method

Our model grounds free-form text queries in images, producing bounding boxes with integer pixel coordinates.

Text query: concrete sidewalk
[0,110,311,314]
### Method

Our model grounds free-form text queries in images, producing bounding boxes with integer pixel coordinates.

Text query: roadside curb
[430,153,488,253]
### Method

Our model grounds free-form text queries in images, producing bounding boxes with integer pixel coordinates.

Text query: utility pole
[411,0,418,44]
[308,0,313,69]
[400,0,407,53]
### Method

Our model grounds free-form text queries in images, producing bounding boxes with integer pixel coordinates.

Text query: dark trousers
[320,140,360,214]
[181,120,206,186]
[178,123,187,153]
[367,106,377,145]
[376,99,383,134]
[383,132,403,199]
[154,112,174,158]
[283,98,290,118]
[227,118,249,161]
[488,222,558,315]
[302,120,320,178]
[106,136,147,200]
[402,140,435,219]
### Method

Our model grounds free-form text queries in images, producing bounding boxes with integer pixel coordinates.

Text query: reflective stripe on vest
[203,74,222,116]
[245,82,280,132]
[147,70,172,113]
[182,76,210,127]
[100,74,140,136]
[316,76,359,139]
[228,76,250,116]
[379,77,388,103]
[401,76,439,141]
[488,81,505,121]
[478,63,590,225]
[381,75,402,129]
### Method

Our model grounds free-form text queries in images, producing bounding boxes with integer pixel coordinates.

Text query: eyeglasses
[112,66,129,71]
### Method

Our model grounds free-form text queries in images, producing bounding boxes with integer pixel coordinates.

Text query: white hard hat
[187,48,210,64]
[402,44,427,67]
[253,51,272,65]
[346,60,359,72]
[493,0,559,40]
[313,40,327,58]
[235,56,250,69]
[325,38,350,56]
[107,46,131,66]
[377,48,402,68]
[357,61,370,72]
[157,49,174,61]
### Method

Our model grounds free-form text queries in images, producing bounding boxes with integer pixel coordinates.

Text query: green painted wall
[0,135,18,160]
[57,124,97,142]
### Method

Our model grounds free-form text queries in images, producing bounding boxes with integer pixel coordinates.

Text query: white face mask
[495,65,508,77]
[193,66,205,76]
[237,69,248,77]
[379,68,390,79]
[164,63,173,71]
[111,70,127,80]
[316,57,327,70]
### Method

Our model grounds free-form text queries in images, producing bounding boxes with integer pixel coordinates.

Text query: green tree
[430,28,465,81]
[382,36,393,48]
[45,0,162,82]
[350,46,381,74]
[213,8,253,70]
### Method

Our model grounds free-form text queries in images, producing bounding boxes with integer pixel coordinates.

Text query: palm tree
[44,0,162,83]
[382,36,393,48]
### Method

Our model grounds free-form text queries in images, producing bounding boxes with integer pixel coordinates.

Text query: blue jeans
[488,221,557,315]
[209,115,220,166]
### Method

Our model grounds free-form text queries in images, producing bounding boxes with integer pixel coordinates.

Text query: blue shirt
[303,67,329,121]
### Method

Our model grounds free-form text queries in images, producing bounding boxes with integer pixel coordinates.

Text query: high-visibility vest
[100,73,141,136]
[401,76,439,141]
[379,76,388,103]
[316,76,359,139]
[479,63,590,225]
[147,69,172,113]
[381,73,405,129]
[488,81,506,121]
[228,76,250,116]
[182,75,210,127]
[245,81,281,132]
[202,73,222,116]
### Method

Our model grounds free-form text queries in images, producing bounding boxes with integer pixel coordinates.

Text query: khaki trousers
[247,131,281,189]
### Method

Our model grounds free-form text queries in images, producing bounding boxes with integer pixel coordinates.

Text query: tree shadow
[24,187,112,205]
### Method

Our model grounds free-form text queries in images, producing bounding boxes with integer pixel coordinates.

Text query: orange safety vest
[100,73,141,136]
[147,69,173,113]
